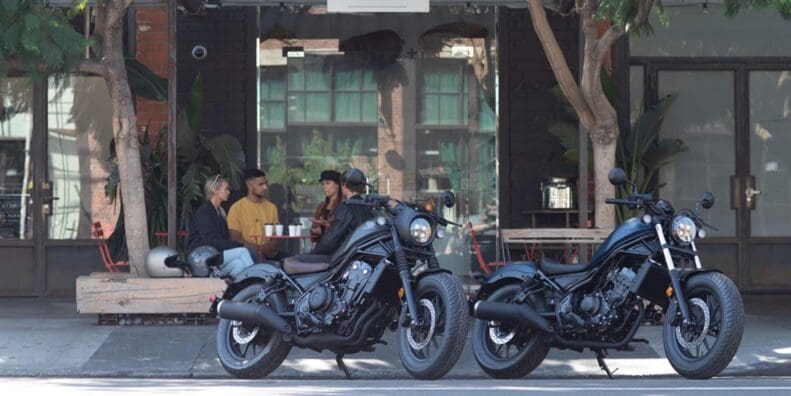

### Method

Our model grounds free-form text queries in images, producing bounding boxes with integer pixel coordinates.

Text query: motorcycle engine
[295,261,373,332]
[559,267,637,331]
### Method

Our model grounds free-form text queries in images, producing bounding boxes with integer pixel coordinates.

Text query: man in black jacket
[311,168,374,256]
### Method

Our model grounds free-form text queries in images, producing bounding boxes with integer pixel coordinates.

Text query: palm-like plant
[547,73,687,223]
[105,74,245,257]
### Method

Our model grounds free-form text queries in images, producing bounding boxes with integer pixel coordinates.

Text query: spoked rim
[223,297,277,363]
[405,293,446,361]
[673,293,722,360]
[480,293,533,362]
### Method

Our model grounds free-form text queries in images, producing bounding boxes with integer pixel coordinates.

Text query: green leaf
[203,134,246,190]
[187,74,203,131]
[125,58,168,102]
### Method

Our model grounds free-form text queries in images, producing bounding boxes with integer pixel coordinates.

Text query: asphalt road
[3,378,791,395]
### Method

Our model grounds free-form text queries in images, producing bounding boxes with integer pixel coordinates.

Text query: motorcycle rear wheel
[472,283,551,378]
[217,283,292,379]
[663,272,744,379]
[398,273,468,380]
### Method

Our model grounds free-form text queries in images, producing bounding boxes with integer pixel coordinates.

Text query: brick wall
[135,5,170,135]
[499,8,580,228]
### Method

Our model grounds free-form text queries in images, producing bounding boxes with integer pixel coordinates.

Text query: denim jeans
[219,247,255,278]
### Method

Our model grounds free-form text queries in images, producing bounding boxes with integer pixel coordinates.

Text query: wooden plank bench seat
[76,274,226,314]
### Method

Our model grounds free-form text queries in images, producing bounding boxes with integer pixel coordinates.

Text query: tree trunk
[591,127,617,229]
[101,2,150,276]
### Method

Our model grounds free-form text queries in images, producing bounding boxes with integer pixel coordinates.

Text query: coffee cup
[275,224,284,236]
[264,224,274,237]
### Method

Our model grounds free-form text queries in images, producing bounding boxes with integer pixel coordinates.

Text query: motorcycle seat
[283,254,332,275]
[539,256,590,275]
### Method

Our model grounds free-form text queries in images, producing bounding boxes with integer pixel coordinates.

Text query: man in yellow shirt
[228,169,279,261]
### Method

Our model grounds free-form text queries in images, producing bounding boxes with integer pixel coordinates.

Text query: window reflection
[0,78,33,240]
[257,6,498,278]
[47,77,117,240]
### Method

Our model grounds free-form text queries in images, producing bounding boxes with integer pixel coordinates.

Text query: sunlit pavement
[2,378,791,395]
[1,296,790,379]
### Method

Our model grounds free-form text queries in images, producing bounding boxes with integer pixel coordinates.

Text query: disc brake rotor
[407,299,437,351]
[231,320,260,345]
[674,297,711,350]
[488,321,517,345]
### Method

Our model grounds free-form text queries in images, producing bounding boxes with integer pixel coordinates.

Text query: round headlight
[671,216,697,245]
[409,217,433,244]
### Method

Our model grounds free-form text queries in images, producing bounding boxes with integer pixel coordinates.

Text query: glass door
[656,70,739,281]
[0,77,39,295]
[747,70,791,288]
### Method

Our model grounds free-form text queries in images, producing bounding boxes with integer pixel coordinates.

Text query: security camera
[191,45,208,60]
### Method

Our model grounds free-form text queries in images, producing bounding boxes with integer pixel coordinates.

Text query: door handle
[745,175,759,210]
[745,187,761,207]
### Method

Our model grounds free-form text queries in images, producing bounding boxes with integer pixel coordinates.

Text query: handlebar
[605,198,632,205]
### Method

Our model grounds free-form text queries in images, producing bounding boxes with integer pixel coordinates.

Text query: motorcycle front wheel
[398,272,469,380]
[216,283,292,379]
[663,272,744,379]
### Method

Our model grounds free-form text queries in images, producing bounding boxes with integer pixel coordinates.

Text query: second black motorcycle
[469,168,744,379]
[208,192,468,380]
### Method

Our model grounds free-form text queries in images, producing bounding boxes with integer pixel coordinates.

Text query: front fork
[655,223,702,324]
[392,227,420,327]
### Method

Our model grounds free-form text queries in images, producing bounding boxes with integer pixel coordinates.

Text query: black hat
[342,168,369,187]
[318,170,341,183]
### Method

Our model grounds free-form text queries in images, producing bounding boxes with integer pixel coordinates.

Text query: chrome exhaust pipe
[473,300,553,333]
[217,300,293,334]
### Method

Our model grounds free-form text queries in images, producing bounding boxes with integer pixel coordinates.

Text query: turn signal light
[397,288,405,299]
[665,287,674,298]
[209,295,217,303]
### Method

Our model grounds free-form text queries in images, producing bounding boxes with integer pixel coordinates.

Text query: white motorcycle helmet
[145,246,184,278]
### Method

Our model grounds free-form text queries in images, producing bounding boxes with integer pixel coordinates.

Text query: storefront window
[47,76,118,239]
[257,6,498,280]
[0,78,34,240]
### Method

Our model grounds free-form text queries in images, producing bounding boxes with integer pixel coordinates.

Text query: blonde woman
[186,174,255,277]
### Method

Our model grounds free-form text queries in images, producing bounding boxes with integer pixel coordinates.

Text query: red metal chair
[468,223,509,275]
[93,222,129,272]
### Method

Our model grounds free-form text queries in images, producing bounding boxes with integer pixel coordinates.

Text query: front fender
[680,268,723,284]
[477,261,539,297]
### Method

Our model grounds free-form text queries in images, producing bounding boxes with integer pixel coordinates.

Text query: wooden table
[250,234,313,257]
[521,209,593,228]
[501,228,611,263]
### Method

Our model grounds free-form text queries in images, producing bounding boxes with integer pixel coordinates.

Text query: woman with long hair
[310,170,342,243]
[186,174,255,277]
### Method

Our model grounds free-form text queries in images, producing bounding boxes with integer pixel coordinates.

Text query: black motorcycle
[469,168,744,379]
[209,192,468,380]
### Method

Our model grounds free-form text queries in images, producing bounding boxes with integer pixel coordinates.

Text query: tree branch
[595,24,624,59]
[77,59,107,76]
[635,0,655,26]
[526,0,595,130]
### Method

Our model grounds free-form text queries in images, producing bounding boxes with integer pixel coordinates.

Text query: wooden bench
[76,274,226,315]
[501,228,612,263]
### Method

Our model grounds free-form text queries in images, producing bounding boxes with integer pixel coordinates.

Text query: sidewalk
[0,295,789,379]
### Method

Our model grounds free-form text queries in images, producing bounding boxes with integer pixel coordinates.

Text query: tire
[663,272,744,379]
[398,272,469,380]
[217,283,292,379]
[472,283,551,379]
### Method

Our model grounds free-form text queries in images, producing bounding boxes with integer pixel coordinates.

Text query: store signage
[328,0,429,13]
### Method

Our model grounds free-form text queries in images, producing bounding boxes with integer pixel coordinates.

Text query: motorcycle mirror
[442,191,456,208]
[701,192,715,209]
[608,168,629,187]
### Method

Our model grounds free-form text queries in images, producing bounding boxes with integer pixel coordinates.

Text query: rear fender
[477,262,539,298]
[222,263,285,299]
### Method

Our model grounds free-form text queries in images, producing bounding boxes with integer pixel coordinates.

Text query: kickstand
[336,354,357,380]
[595,349,618,380]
